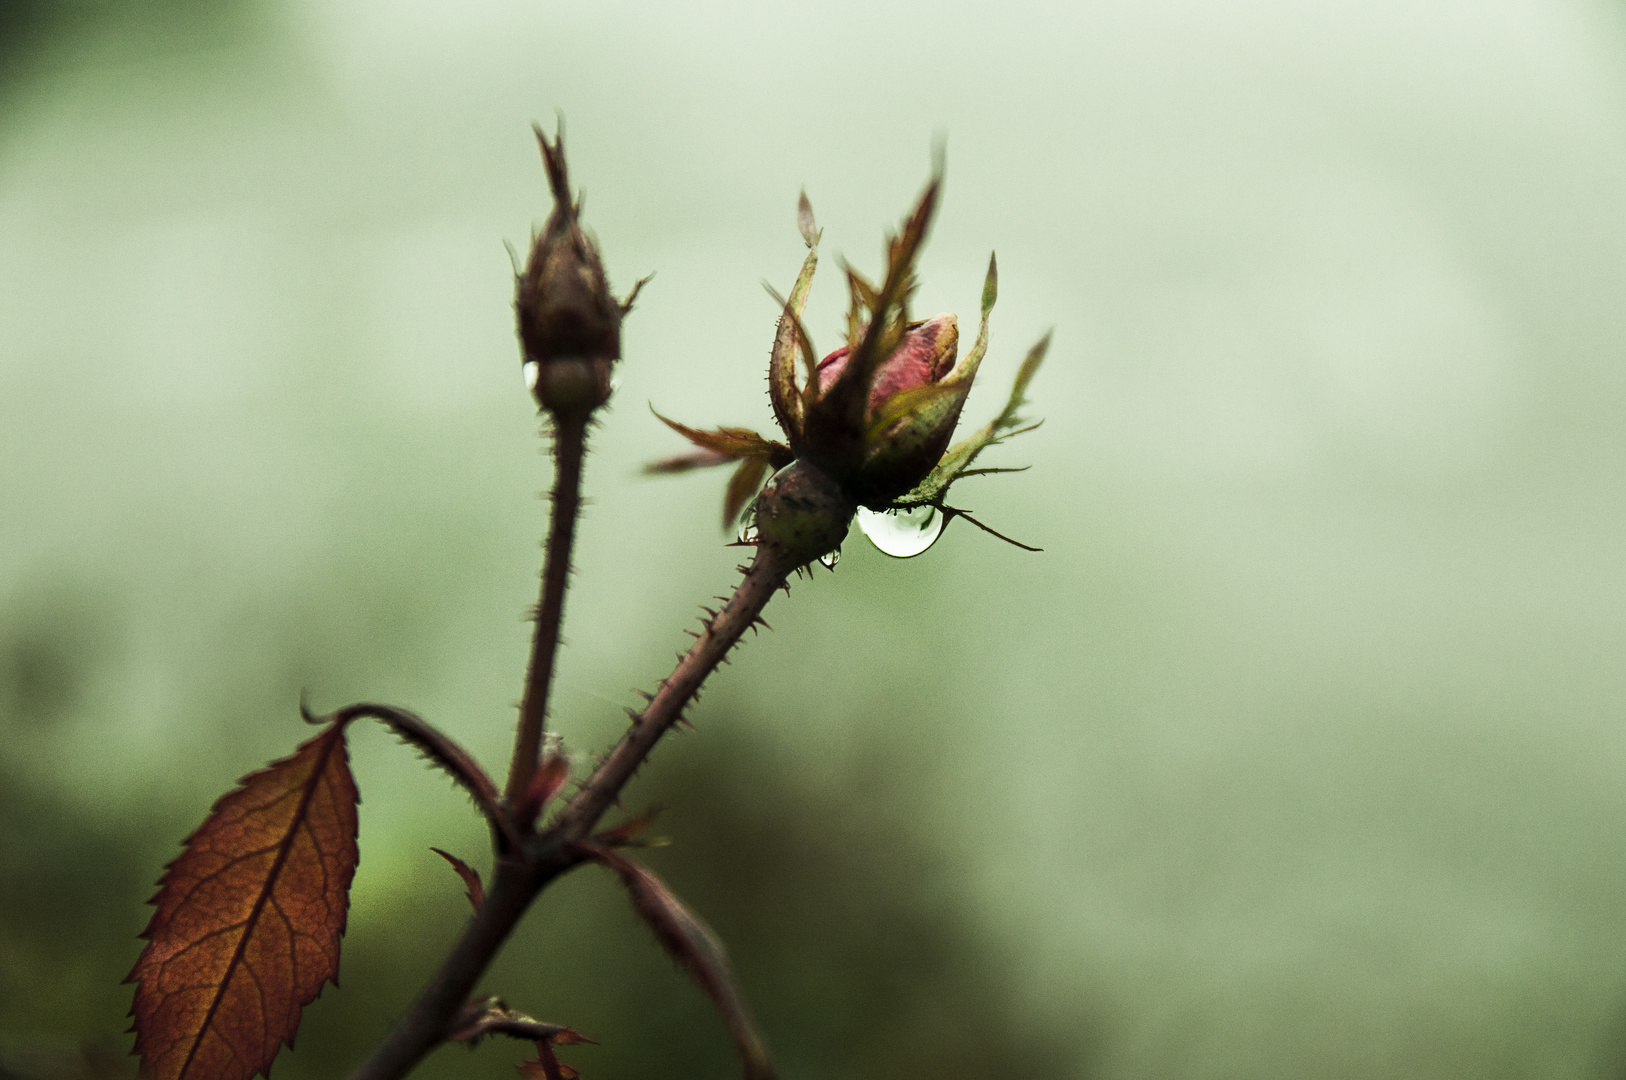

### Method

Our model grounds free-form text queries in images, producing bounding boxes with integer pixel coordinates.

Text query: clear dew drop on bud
[856,505,945,558]
[818,548,841,569]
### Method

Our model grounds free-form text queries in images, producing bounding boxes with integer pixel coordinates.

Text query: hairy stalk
[345,543,799,1080]
[506,413,588,806]
[555,543,798,834]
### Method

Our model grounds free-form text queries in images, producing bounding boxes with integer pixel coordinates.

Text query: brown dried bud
[517,122,623,415]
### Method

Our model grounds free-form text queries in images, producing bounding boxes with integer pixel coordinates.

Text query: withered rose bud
[516,123,625,416]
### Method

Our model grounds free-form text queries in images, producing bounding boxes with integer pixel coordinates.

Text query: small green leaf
[981,250,998,317]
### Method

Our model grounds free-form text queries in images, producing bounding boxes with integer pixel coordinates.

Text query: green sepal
[897,329,1050,506]
[803,167,941,466]
[767,193,820,443]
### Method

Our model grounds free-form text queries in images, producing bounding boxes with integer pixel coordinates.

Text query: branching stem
[345,543,799,1080]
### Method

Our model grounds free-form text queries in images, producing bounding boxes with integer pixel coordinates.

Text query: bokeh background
[6,0,1626,1076]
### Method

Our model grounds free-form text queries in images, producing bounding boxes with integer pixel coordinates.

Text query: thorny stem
[343,851,575,1080]
[554,542,799,834]
[345,543,799,1080]
[506,413,588,806]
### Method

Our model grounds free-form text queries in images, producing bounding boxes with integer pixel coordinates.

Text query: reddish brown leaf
[520,1053,578,1080]
[722,456,773,531]
[586,846,775,1080]
[549,1029,593,1046]
[643,448,736,474]
[516,752,572,828]
[592,806,664,847]
[650,409,783,460]
[517,1042,579,1080]
[127,722,360,1080]
[429,848,485,911]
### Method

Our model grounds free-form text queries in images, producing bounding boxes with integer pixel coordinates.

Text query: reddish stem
[506,413,588,807]
[345,543,799,1080]
[554,543,797,835]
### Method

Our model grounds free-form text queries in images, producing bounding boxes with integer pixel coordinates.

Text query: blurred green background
[6,0,1626,1076]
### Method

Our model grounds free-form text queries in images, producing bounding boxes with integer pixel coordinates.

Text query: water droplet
[523,360,540,393]
[818,548,841,569]
[857,505,944,558]
[737,515,759,545]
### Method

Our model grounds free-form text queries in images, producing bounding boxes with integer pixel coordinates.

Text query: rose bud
[516,122,640,416]
[648,174,1048,565]
[807,313,968,507]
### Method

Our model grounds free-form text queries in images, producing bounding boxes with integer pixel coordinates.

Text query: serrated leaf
[430,848,485,911]
[127,721,360,1080]
[587,846,775,1080]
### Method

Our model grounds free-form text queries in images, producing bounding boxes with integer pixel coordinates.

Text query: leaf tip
[796,190,820,247]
